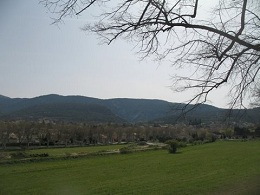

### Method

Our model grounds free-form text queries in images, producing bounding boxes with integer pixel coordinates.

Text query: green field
[0,141,259,194]
[25,144,125,157]
[0,144,127,161]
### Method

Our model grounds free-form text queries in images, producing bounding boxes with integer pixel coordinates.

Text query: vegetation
[0,144,127,163]
[165,140,179,153]
[1,94,259,124]
[0,141,259,194]
[1,119,259,150]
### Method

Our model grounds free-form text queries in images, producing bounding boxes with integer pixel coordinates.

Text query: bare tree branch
[40,0,260,109]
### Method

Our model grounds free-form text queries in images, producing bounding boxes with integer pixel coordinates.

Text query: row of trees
[0,120,259,149]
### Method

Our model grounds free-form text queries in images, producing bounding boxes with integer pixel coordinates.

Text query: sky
[0,0,231,108]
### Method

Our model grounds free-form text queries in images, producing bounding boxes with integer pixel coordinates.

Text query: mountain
[0,95,120,123]
[0,94,259,124]
[104,98,174,122]
[0,95,10,100]
[3,103,124,123]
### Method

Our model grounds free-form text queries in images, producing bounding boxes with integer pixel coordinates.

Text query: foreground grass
[0,141,259,194]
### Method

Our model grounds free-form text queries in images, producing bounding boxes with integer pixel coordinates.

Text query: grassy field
[0,141,259,194]
[0,144,127,161]
[25,144,126,157]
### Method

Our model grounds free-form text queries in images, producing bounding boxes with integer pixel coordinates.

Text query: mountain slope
[0,94,102,114]
[104,98,175,122]
[2,103,124,123]
[0,94,259,123]
[0,95,122,123]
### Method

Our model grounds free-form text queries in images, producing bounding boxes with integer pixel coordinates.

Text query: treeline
[0,120,259,149]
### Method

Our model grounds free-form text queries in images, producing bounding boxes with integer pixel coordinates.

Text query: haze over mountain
[0,94,259,124]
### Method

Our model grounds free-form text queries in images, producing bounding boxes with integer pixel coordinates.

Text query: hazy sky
[0,0,231,108]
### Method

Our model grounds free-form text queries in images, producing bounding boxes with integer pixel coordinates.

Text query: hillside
[2,103,124,123]
[0,95,121,123]
[104,98,174,122]
[0,94,259,124]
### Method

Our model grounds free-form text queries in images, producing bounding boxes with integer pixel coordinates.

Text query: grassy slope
[0,141,259,195]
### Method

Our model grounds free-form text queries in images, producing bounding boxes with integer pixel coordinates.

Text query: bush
[0,153,11,160]
[165,140,179,154]
[178,142,187,148]
[192,140,203,145]
[11,152,28,159]
[119,147,131,154]
[29,153,49,158]
[119,144,136,154]
[137,141,147,146]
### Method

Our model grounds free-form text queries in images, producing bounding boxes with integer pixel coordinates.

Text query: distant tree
[234,126,250,137]
[37,122,48,146]
[115,126,123,143]
[191,131,199,141]
[198,129,207,141]
[24,122,36,148]
[61,124,73,147]
[0,121,10,149]
[14,121,26,147]
[74,126,86,145]
[41,0,260,108]
[255,126,260,137]
[165,140,179,154]
[43,123,54,147]
[224,128,234,138]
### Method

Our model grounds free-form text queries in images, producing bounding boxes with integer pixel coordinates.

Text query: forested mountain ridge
[0,94,259,124]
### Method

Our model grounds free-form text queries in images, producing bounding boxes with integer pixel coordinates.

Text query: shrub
[138,141,147,146]
[193,140,203,145]
[29,153,49,158]
[119,147,132,154]
[0,153,11,160]
[165,140,179,154]
[178,142,187,148]
[11,152,28,159]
